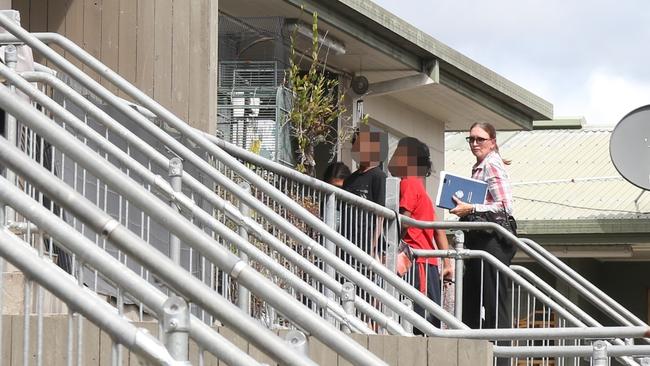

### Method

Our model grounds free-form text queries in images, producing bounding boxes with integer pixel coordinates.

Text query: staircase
[0,9,648,366]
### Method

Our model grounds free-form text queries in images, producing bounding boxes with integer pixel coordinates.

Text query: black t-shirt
[342,166,386,206]
[340,166,387,257]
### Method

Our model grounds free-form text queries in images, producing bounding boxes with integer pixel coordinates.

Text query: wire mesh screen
[217,61,293,165]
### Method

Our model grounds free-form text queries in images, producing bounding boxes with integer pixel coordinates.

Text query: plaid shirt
[471,151,513,215]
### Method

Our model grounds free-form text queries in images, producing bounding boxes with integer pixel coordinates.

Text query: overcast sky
[370,0,650,126]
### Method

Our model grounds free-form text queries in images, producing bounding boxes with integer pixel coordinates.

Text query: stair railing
[0,17,464,332]
[0,82,385,365]
[0,227,179,365]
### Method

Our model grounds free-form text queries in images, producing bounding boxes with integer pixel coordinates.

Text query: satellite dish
[610,104,650,190]
[351,75,369,95]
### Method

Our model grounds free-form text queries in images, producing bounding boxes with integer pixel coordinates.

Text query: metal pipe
[237,182,251,315]
[0,176,262,366]
[168,158,183,266]
[0,141,316,366]
[592,341,608,366]
[0,25,463,331]
[205,133,393,217]
[402,216,645,329]
[162,296,191,364]
[521,237,648,329]
[323,192,336,323]
[401,299,414,334]
[413,248,585,328]
[0,86,378,366]
[284,330,309,361]
[3,44,17,223]
[511,265,602,327]
[410,249,650,340]
[452,230,464,320]
[341,282,355,334]
[15,70,375,336]
[353,298,406,336]
[0,229,178,365]
[493,344,650,358]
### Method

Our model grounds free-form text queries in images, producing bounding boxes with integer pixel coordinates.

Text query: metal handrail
[203,132,394,216]
[412,249,584,327]
[0,229,178,366]
[402,217,650,331]
[409,248,650,340]
[520,237,649,329]
[0,82,384,365]
[3,66,374,335]
[0,22,464,331]
[10,69,384,336]
[0,175,262,366]
[414,249,641,366]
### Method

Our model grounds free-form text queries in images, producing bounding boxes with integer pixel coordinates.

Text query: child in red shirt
[388,137,452,332]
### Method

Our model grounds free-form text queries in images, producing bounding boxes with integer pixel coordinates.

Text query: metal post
[384,177,400,321]
[591,341,608,366]
[168,157,183,266]
[0,199,4,365]
[0,205,3,366]
[161,296,191,364]
[453,230,464,320]
[341,282,356,334]
[401,298,413,334]
[3,44,17,223]
[323,192,337,323]
[283,330,308,361]
[237,181,251,314]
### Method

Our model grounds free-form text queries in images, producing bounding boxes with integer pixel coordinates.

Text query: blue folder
[435,171,488,210]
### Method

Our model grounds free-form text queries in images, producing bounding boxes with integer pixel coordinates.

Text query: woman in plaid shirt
[450,122,516,338]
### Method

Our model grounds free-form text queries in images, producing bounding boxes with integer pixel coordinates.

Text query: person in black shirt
[341,125,387,259]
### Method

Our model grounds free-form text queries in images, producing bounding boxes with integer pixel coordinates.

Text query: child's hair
[323,162,351,182]
[396,137,432,177]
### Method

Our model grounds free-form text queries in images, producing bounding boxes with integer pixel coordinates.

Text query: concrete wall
[11,0,218,134]
[0,315,493,365]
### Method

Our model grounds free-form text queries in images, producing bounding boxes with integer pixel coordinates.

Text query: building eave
[284,0,553,125]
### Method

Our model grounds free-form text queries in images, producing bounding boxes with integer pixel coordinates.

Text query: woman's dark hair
[469,122,512,165]
[396,137,432,177]
[323,162,351,182]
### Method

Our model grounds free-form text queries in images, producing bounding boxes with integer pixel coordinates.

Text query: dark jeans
[410,262,441,334]
[462,231,515,329]
[462,231,516,366]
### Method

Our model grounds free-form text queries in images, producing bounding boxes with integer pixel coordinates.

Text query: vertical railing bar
[36,232,44,366]
[169,157,183,266]
[4,45,18,222]
[479,259,484,329]
[76,262,84,366]
[22,275,31,366]
[0,231,4,366]
[67,303,74,366]
[237,181,251,315]
[495,270,500,329]
[111,341,119,366]
[116,287,123,365]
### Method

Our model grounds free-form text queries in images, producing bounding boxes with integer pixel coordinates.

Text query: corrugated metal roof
[444,128,650,221]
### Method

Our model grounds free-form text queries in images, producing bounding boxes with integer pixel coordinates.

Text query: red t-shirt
[399,176,438,265]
